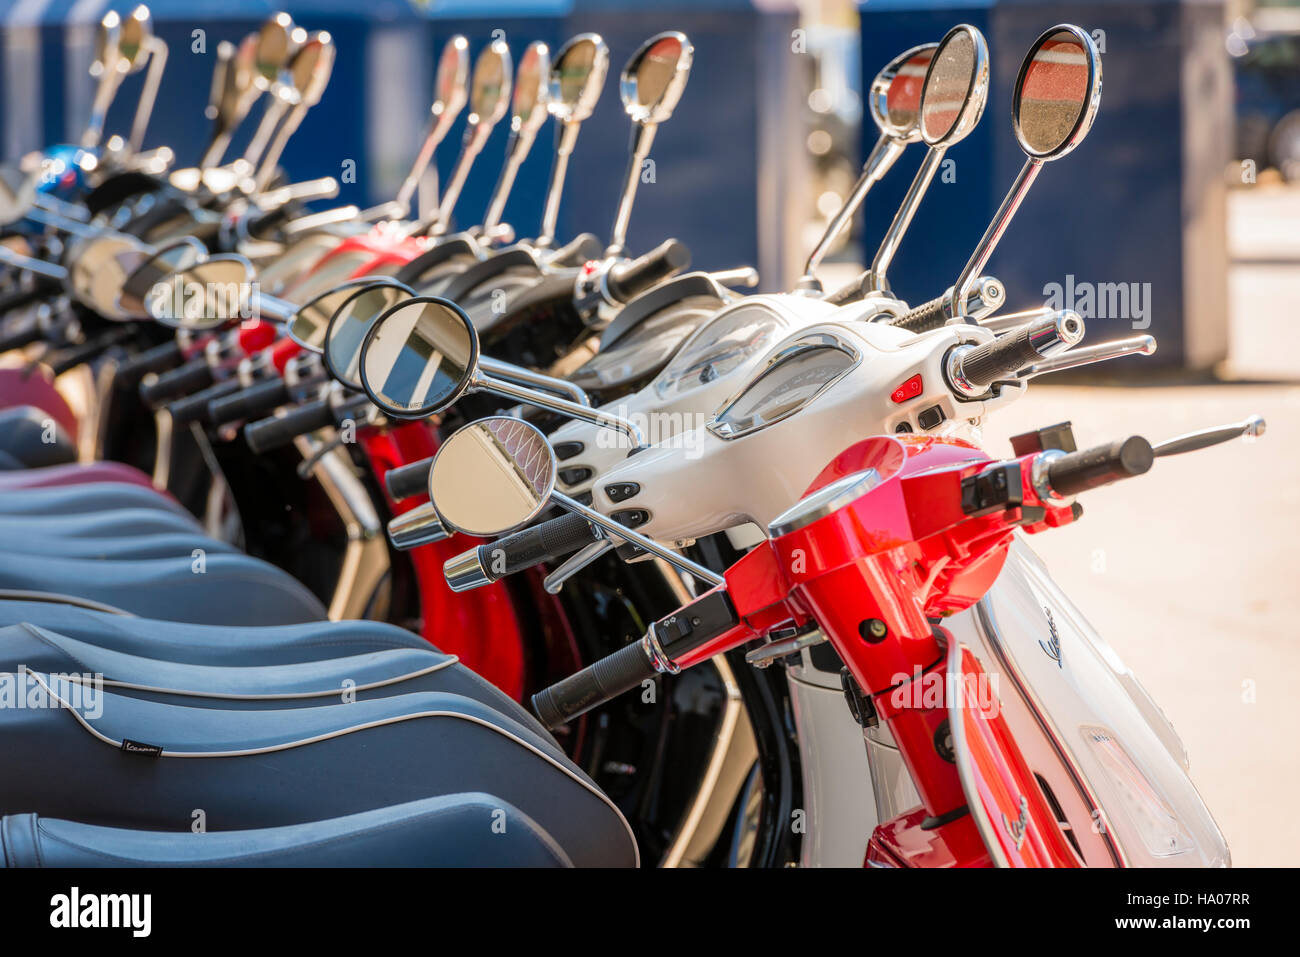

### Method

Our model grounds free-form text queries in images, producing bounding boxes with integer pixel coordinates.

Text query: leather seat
[0,673,637,867]
[0,620,539,730]
[0,461,156,492]
[4,533,239,561]
[0,508,204,541]
[0,599,419,664]
[0,553,327,624]
[0,481,192,519]
[2,794,574,867]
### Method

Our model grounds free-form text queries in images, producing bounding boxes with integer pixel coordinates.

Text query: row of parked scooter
[0,7,1263,867]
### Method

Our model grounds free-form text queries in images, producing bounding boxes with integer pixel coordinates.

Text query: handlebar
[385,456,435,501]
[890,276,1005,334]
[116,339,184,387]
[532,637,660,729]
[208,376,289,427]
[1043,436,1154,497]
[167,379,242,427]
[244,398,335,454]
[140,355,214,405]
[0,320,45,354]
[607,239,691,303]
[946,311,1083,397]
[443,512,600,591]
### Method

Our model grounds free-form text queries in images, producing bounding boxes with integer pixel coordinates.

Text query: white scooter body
[561,293,1228,868]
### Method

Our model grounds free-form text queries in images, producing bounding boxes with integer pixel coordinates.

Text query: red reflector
[891,374,923,404]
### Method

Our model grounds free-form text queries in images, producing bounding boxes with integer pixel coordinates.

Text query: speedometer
[652,303,786,401]
[707,333,859,439]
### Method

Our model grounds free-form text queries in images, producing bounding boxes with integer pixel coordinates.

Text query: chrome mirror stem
[868,146,947,293]
[393,111,458,214]
[482,123,543,236]
[0,246,68,280]
[127,36,169,155]
[551,491,724,587]
[536,121,581,248]
[949,156,1042,316]
[474,371,643,446]
[607,123,657,257]
[433,124,492,234]
[800,134,906,289]
[479,356,591,406]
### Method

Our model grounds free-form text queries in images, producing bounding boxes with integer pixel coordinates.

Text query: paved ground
[978,184,1300,867]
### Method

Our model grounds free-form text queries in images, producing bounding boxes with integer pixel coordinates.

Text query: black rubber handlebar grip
[549,232,602,268]
[956,325,1057,391]
[167,378,242,427]
[892,294,948,334]
[244,398,334,454]
[246,205,291,240]
[115,339,183,387]
[140,355,213,405]
[531,638,659,729]
[607,239,691,303]
[208,377,289,427]
[475,512,599,583]
[0,321,44,353]
[0,276,60,317]
[385,456,435,501]
[1047,436,1154,497]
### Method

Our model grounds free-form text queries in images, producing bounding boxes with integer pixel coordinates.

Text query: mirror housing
[429,416,557,537]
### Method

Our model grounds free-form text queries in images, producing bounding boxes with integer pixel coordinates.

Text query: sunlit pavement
[980,184,1300,867]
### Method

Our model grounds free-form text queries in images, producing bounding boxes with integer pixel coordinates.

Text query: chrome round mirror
[1012,25,1102,161]
[288,31,334,107]
[254,13,297,90]
[119,6,153,74]
[323,282,418,390]
[359,296,479,418]
[512,42,552,135]
[433,36,470,120]
[468,39,512,127]
[118,238,208,317]
[286,277,390,353]
[146,254,256,330]
[868,43,938,142]
[919,24,989,147]
[620,31,693,125]
[429,416,557,537]
[549,34,609,123]
[68,234,154,318]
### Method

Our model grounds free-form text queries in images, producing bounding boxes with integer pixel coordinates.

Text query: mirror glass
[145,255,255,329]
[549,34,608,122]
[871,44,937,138]
[621,32,692,124]
[287,277,385,353]
[433,36,469,117]
[289,31,334,105]
[1014,27,1100,159]
[325,282,416,389]
[118,238,208,317]
[512,42,551,132]
[254,14,296,88]
[360,297,478,417]
[119,6,152,73]
[920,25,986,145]
[468,40,512,125]
[429,416,557,537]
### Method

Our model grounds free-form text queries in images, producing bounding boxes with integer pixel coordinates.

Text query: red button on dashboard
[890,374,923,404]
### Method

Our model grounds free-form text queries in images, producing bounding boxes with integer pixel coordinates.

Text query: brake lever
[1015,335,1157,379]
[1152,416,1266,458]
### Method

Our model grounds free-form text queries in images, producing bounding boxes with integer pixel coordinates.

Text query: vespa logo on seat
[1002,795,1030,851]
[1039,607,1062,668]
